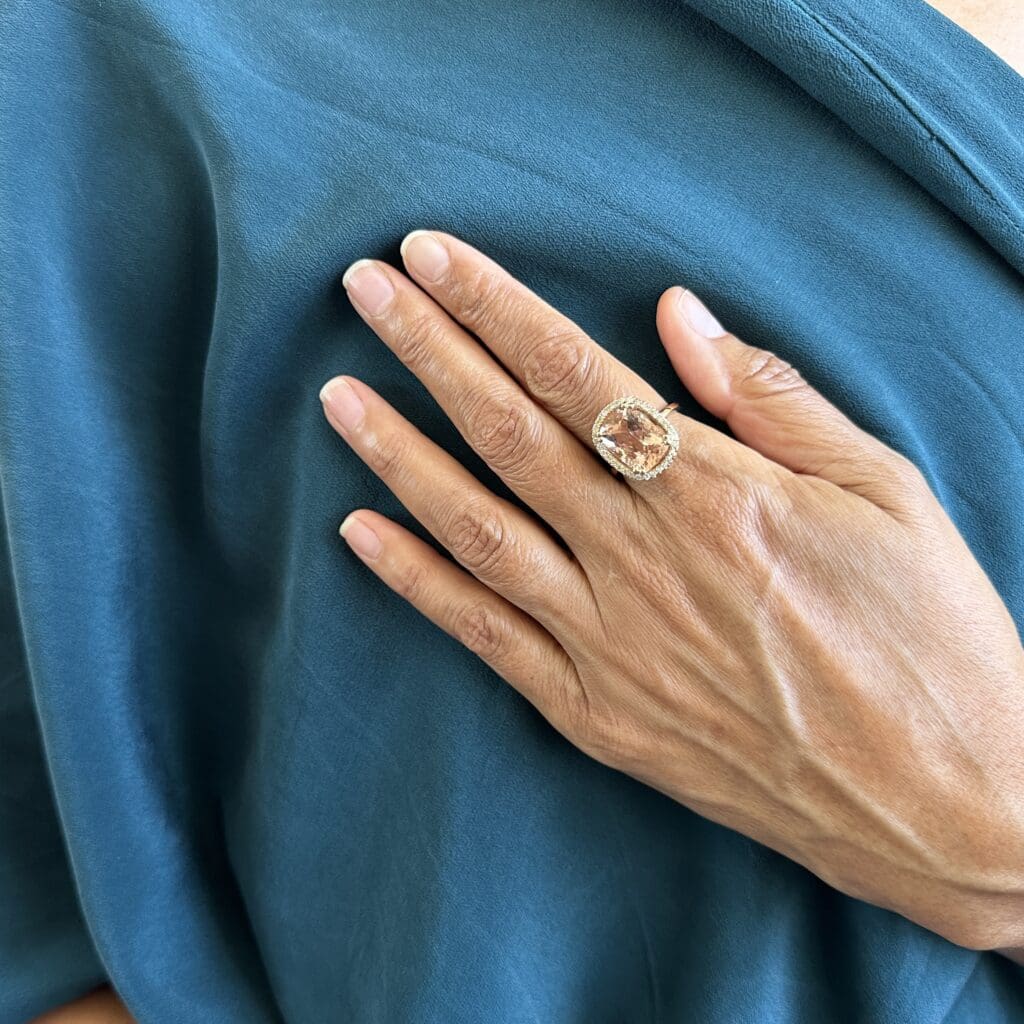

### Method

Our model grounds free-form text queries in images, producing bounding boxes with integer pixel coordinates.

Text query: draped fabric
[2,0,1023,1019]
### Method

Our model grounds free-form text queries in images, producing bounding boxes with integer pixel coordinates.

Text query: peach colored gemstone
[596,405,672,473]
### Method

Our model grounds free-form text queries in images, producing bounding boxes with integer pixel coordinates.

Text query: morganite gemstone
[596,404,672,473]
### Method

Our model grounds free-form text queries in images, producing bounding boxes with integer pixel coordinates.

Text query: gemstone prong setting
[591,396,680,481]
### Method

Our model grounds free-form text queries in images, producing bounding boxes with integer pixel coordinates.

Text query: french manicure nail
[319,377,365,432]
[339,513,382,558]
[401,230,450,282]
[343,260,395,314]
[678,288,727,338]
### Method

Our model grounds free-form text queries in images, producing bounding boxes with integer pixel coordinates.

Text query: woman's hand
[320,230,1024,953]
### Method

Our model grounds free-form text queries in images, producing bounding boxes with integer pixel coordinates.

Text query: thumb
[655,286,927,518]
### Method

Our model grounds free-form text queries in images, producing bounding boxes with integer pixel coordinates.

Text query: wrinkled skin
[34,1,1024,1015]
[319,230,1024,958]
[34,242,1024,1024]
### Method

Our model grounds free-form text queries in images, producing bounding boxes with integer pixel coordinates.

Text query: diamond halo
[590,396,680,481]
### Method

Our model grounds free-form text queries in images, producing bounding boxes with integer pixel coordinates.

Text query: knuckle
[444,500,516,580]
[450,267,508,334]
[667,467,772,564]
[451,601,512,662]
[729,502,785,578]
[395,560,430,604]
[390,308,448,371]
[465,393,541,476]
[736,347,805,397]
[366,429,414,481]
[523,329,602,408]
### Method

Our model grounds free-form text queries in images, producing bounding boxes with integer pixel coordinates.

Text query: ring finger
[340,255,632,548]
[395,230,727,485]
[320,374,595,637]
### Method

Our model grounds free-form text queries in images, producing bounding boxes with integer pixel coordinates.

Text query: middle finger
[398,230,672,452]
[341,256,634,550]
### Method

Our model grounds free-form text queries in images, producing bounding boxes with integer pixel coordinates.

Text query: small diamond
[593,400,676,477]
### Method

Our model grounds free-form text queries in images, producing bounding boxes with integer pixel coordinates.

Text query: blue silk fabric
[2,0,1023,1020]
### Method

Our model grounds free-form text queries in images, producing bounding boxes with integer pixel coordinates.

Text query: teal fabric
[2,0,1023,1020]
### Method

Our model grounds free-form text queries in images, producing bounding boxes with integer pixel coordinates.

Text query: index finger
[394,229,765,503]
[399,230,669,446]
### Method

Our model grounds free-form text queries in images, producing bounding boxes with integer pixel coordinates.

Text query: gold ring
[591,396,680,480]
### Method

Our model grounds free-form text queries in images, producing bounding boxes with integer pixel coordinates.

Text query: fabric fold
[2,0,1023,1020]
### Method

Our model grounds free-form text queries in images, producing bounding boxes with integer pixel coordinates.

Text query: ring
[591,396,681,480]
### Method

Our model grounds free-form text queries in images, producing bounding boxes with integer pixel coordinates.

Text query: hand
[320,230,1024,952]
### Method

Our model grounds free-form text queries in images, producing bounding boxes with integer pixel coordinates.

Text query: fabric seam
[781,0,1023,241]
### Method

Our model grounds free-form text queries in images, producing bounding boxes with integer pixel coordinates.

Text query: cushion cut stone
[595,403,673,474]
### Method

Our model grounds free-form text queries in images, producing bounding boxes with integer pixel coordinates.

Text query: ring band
[591,396,680,480]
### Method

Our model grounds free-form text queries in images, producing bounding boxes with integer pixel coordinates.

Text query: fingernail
[677,288,727,338]
[342,260,395,314]
[339,513,382,558]
[319,377,364,432]
[400,230,450,282]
